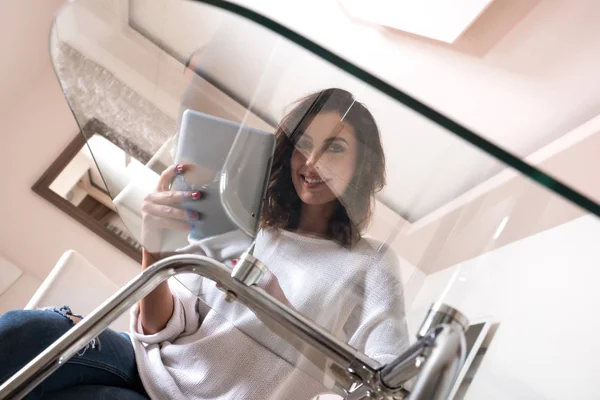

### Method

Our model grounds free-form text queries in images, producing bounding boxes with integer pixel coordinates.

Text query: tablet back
[173,110,275,241]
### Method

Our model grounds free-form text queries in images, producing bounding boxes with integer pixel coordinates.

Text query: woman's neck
[296,202,336,238]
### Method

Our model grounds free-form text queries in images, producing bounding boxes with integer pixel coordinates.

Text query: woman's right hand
[141,163,203,257]
[139,163,204,333]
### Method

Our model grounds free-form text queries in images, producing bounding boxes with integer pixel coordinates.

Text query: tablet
[173,109,275,240]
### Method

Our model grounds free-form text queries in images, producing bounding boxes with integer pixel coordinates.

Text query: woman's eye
[327,143,345,153]
[296,140,311,151]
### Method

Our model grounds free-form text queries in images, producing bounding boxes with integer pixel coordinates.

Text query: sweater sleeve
[130,277,202,345]
[129,230,252,344]
[346,245,410,365]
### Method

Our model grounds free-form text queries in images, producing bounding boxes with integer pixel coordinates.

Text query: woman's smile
[291,112,357,205]
[300,173,329,189]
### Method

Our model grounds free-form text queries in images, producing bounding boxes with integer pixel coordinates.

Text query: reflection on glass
[34,0,600,399]
[48,132,144,254]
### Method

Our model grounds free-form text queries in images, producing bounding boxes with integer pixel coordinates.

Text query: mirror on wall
[32,119,153,263]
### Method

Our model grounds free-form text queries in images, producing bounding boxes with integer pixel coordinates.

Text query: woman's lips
[301,174,328,189]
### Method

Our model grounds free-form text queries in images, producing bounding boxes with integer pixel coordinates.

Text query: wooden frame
[32,119,144,263]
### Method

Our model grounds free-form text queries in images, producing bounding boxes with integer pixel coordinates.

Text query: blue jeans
[0,308,149,399]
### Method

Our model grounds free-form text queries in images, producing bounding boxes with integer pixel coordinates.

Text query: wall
[408,214,600,399]
[0,61,139,312]
[0,0,65,112]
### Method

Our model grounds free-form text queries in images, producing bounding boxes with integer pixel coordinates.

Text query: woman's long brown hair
[260,88,386,247]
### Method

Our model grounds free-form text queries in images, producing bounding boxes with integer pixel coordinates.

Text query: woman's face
[291,112,358,206]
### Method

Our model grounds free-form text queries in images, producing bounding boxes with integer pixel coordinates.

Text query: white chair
[25,250,131,332]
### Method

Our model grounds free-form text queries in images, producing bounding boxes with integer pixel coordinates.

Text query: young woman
[0,88,407,399]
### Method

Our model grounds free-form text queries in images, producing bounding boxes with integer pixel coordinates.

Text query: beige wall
[0,0,140,310]
[0,0,64,112]
[0,67,139,283]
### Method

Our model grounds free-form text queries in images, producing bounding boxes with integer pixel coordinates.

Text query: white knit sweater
[130,229,408,399]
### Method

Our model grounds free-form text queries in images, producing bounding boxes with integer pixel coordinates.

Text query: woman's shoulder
[258,229,397,258]
[256,229,400,275]
[354,237,402,282]
[355,237,398,263]
[257,228,342,249]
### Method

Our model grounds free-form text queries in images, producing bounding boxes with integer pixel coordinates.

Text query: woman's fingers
[142,201,188,221]
[142,200,203,227]
[157,163,189,191]
[141,163,204,251]
[144,190,202,206]
[142,213,192,231]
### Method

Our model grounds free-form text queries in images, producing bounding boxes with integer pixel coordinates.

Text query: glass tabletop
[48,1,600,399]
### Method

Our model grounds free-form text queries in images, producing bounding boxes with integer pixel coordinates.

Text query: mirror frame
[32,118,146,263]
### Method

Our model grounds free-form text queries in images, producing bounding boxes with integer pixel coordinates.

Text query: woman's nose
[304,149,322,167]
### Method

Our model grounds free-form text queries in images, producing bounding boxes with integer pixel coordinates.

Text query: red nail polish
[191,191,201,200]
[231,259,238,266]
[187,211,201,220]
[175,164,184,174]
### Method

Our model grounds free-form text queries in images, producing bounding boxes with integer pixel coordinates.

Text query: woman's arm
[347,247,409,365]
[138,250,175,334]
[137,163,196,334]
